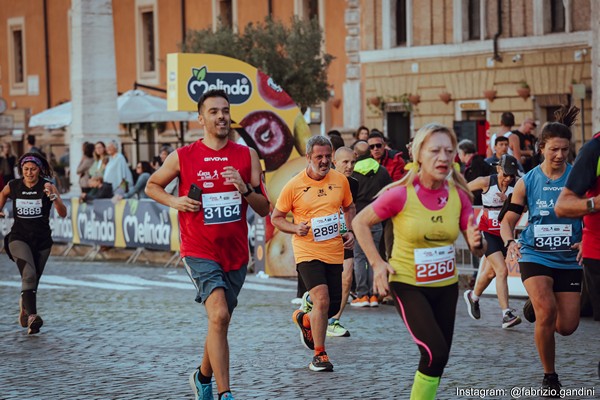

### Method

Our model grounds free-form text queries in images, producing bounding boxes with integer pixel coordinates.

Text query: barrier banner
[121,199,173,251]
[75,200,117,246]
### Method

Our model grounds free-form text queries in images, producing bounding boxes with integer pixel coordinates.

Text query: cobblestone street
[1,257,598,399]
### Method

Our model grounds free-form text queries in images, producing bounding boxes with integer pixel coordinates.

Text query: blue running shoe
[189,368,213,400]
[220,392,235,400]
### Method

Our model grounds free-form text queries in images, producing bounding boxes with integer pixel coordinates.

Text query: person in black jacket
[350,141,392,307]
[79,176,113,202]
[458,139,494,205]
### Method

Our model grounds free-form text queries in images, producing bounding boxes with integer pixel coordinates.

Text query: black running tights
[9,240,51,315]
[389,282,458,377]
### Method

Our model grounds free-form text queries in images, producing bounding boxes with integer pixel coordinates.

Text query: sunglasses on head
[369,143,383,149]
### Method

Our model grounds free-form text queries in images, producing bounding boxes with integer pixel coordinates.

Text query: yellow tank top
[389,182,461,287]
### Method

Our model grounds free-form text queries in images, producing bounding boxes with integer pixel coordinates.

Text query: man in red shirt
[367,131,406,181]
[555,131,600,323]
[146,89,270,400]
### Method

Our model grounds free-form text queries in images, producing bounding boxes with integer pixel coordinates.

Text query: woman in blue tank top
[500,105,583,394]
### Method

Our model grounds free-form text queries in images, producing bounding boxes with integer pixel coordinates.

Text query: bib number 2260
[414,245,456,284]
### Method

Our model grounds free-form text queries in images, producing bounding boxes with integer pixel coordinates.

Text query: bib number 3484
[414,245,456,284]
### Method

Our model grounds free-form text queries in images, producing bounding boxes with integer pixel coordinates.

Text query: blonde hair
[376,122,473,202]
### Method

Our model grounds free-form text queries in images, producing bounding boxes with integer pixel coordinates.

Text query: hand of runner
[172,196,201,213]
[221,166,245,192]
[44,182,59,201]
[372,259,394,296]
[295,221,309,236]
[466,214,483,250]
[572,242,583,265]
[508,240,522,260]
[342,231,354,249]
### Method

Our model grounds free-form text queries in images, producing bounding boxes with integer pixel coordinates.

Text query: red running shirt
[177,140,252,271]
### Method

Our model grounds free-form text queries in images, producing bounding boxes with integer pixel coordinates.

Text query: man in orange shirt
[272,135,355,372]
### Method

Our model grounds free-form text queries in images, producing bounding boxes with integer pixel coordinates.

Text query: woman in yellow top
[354,123,485,400]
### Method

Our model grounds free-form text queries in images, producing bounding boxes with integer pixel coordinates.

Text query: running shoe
[290,297,302,305]
[369,295,379,307]
[299,291,313,313]
[541,372,561,398]
[220,392,234,400]
[350,295,370,307]
[18,297,27,328]
[502,309,522,329]
[523,298,536,323]
[326,320,350,337]
[463,290,480,320]
[27,314,43,335]
[189,368,213,400]
[309,351,334,372]
[292,309,314,350]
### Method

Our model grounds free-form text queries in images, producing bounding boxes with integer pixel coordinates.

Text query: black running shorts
[519,262,582,292]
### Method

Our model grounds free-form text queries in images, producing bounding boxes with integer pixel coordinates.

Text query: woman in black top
[0,152,67,334]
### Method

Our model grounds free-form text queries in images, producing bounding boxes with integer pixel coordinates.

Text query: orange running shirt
[275,168,353,265]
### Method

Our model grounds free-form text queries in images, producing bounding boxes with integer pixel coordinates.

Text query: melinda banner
[0,199,179,252]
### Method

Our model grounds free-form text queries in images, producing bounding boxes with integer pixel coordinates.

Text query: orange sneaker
[292,309,314,350]
[369,295,379,307]
[350,295,370,307]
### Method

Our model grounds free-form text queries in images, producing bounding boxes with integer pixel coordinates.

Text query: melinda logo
[187,66,252,104]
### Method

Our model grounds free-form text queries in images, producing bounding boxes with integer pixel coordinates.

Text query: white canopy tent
[29,89,197,128]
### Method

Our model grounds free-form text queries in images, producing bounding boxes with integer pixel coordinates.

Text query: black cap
[495,154,519,176]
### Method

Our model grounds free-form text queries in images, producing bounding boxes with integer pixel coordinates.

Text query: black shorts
[520,262,582,292]
[483,232,506,257]
[344,249,354,260]
[297,260,343,318]
[297,260,342,292]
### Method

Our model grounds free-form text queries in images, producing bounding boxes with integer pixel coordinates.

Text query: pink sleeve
[458,188,474,231]
[372,186,407,220]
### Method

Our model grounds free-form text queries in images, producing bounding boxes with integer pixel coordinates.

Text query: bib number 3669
[414,245,456,284]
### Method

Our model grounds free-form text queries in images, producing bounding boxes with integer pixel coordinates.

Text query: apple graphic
[240,110,294,172]
[256,70,295,109]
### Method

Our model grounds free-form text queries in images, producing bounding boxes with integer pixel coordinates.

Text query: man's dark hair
[458,139,477,155]
[197,89,230,113]
[327,130,342,137]
[329,134,345,151]
[368,131,385,140]
[494,136,509,146]
[27,135,36,146]
[501,112,515,127]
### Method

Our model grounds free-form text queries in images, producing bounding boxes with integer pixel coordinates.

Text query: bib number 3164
[414,245,456,284]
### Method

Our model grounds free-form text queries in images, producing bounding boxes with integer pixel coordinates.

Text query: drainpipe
[181,0,186,45]
[493,0,502,61]
[268,0,272,16]
[43,0,51,108]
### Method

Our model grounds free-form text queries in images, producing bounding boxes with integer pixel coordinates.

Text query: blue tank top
[519,164,582,269]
